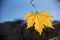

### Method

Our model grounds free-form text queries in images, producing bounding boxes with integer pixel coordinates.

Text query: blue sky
[0,0,60,22]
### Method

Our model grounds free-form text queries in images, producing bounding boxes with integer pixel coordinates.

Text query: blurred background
[0,0,60,22]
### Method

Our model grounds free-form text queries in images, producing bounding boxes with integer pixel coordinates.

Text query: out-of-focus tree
[49,35,60,40]
[58,0,60,1]
[58,0,60,2]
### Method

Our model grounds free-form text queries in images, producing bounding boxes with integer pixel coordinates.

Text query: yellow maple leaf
[24,10,54,35]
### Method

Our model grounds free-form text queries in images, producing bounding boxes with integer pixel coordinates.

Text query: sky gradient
[0,0,60,22]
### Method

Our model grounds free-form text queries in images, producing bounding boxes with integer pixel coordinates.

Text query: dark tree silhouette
[0,20,60,40]
[58,0,60,1]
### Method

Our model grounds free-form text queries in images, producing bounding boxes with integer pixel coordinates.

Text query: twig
[30,0,38,12]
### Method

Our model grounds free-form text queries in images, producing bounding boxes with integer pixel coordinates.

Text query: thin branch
[30,0,38,12]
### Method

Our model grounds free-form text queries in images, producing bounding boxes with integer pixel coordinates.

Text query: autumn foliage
[24,10,54,35]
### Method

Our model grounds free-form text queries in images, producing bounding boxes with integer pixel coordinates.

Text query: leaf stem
[30,0,38,13]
